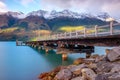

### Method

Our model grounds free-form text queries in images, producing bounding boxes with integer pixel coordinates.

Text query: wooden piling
[62,53,68,61]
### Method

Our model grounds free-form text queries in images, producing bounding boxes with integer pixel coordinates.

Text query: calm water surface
[0,42,113,80]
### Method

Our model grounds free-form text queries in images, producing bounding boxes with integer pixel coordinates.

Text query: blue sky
[0,0,120,19]
[1,0,41,13]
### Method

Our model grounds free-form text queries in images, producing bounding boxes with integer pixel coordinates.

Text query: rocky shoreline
[38,47,120,80]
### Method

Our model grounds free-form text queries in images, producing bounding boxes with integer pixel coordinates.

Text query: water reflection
[30,47,74,66]
[0,42,113,80]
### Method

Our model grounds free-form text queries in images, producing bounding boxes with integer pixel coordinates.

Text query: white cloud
[0,1,8,12]
[20,0,34,6]
[40,0,120,19]
[102,1,120,19]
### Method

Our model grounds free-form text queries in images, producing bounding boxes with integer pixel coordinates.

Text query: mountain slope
[0,15,18,29]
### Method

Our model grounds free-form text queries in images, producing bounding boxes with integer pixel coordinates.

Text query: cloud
[102,1,120,19]
[40,0,120,19]
[20,0,34,6]
[0,1,8,12]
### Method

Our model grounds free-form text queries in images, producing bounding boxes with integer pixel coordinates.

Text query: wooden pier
[16,40,25,46]
[25,23,120,60]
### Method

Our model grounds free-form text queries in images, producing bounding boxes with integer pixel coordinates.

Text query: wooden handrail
[38,23,120,41]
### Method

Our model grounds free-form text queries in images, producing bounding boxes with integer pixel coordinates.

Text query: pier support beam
[86,52,92,58]
[45,48,49,53]
[33,45,36,48]
[62,53,68,61]
[38,46,42,50]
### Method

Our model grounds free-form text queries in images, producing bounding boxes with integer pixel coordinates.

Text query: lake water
[0,42,113,80]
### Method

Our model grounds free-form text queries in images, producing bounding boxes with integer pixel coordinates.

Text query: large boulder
[81,68,96,80]
[95,73,113,80]
[70,64,87,76]
[108,72,120,80]
[96,61,113,74]
[106,47,120,62]
[111,64,120,73]
[54,69,72,80]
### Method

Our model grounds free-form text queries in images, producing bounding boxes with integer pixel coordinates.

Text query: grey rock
[95,73,113,80]
[111,64,120,73]
[83,58,95,64]
[108,72,120,80]
[70,64,87,76]
[67,65,76,69]
[55,69,72,80]
[106,47,120,62]
[96,61,113,73]
[90,54,99,59]
[81,68,96,80]
[95,55,108,62]
[87,63,97,69]
[71,76,84,80]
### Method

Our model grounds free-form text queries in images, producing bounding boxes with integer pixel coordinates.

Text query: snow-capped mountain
[95,12,110,21]
[27,10,48,17]
[0,10,111,21]
[0,11,25,19]
[27,9,110,21]
[27,9,88,19]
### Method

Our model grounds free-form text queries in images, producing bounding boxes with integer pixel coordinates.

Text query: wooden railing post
[76,31,78,38]
[56,34,58,39]
[64,32,67,38]
[95,25,98,36]
[50,34,52,40]
[110,21,113,35]
[70,32,72,38]
[57,34,59,39]
[60,33,61,39]
[48,34,50,40]
[61,33,63,39]
[84,28,86,37]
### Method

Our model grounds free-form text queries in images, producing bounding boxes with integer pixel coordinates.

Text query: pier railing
[39,23,120,41]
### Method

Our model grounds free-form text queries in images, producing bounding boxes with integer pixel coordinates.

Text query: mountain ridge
[0,9,110,21]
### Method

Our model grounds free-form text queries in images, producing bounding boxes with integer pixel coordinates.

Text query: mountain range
[0,10,113,41]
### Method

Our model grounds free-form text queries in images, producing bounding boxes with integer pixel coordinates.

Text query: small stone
[87,63,97,69]
[55,69,72,80]
[90,54,99,59]
[83,58,95,64]
[73,58,84,65]
[48,76,53,80]
[53,66,66,73]
[39,72,49,79]
[81,68,96,80]
[95,55,108,62]
[105,49,111,55]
